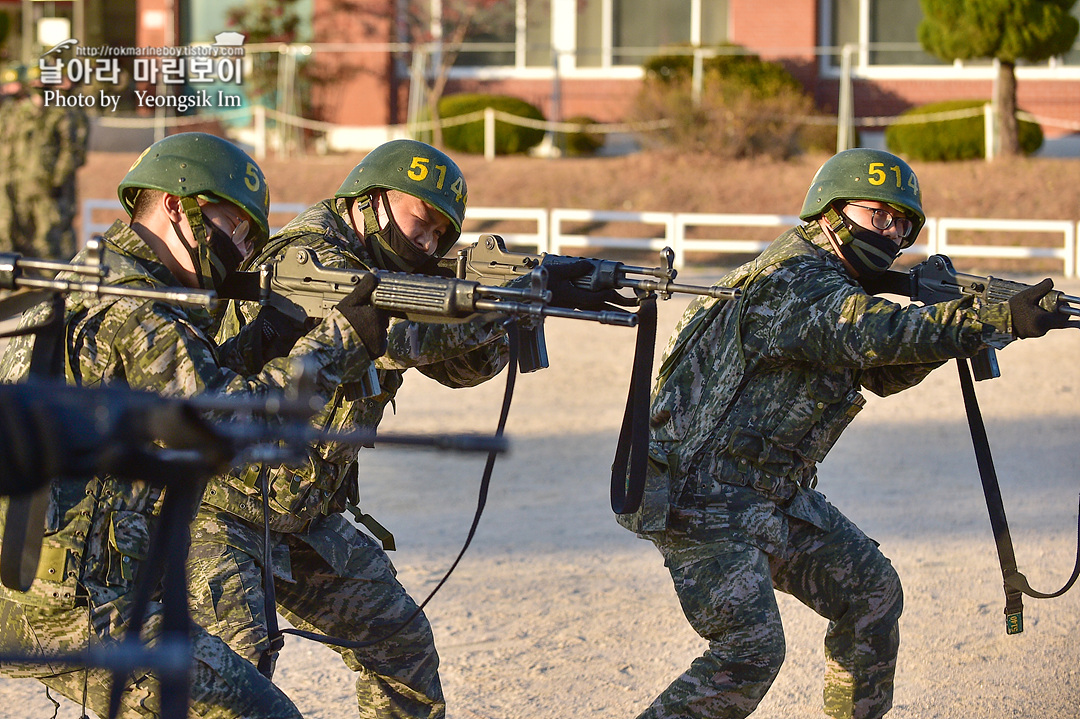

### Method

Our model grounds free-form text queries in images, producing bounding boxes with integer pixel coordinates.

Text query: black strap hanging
[265,321,521,652]
[955,357,1080,634]
[610,296,657,515]
[1,293,65,592]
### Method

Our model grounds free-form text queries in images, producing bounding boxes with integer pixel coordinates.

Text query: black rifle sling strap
[258,464,284,679]
[955,357,1080,635]
[610,295,657,514]
[275,321,521,651]
[1,293,65,591]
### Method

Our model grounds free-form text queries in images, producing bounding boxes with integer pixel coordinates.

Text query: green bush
[885,99,1043,161]
[642,44,804,98]
[437,93,546,155]
[635,44,814,159]
[555,115,604,156]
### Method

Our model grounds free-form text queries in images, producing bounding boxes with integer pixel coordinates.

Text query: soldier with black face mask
[617,148,1072,719]
[0,132,386,719]
[187,139,512,719]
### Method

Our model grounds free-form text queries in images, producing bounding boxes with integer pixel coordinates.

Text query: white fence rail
[934,217,1076,278]
[80,199,311,243]
[80,201,1080,277]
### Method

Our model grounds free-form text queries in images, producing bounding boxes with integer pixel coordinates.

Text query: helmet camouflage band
[118,132,271,250]
[799,148,925,242]
[335,139,468,258]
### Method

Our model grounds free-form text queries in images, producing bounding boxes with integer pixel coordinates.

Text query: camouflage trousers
[0,595,302,718]
[640,501,903,719]
[187,508,445,719]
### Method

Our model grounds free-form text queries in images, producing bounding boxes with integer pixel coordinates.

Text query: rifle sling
[1,294,65,592]
[955,357,1080,635]
[271,322,521,652]
[610,296,657,515]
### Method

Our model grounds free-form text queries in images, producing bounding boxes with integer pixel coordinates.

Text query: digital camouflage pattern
[619,221,1016,719]
[0,91,89,259]
[189,196,509,719]
[0,219,379,717]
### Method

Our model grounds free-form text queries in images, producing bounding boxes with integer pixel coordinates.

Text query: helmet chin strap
[176,195,228,289]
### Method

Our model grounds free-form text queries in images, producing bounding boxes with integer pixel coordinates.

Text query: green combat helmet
[800,148,925,275]
[336,138,467,271]
[118,132,270,289]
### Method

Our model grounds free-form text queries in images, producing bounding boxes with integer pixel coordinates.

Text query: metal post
[253,104,267,160]
[484,107,495,162]
[692,47,703,107]
[836,43,856,152]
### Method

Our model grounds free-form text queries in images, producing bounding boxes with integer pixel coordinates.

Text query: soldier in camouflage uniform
[185,139,509,719]
[0,132,389,717]
[617,148,1073,719]
[1,66,88,259]
[0,64,29,254]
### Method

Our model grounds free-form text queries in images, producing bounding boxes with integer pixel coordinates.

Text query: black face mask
[207,222,246,281]
[833,207,900,276]
[366,193,434,272]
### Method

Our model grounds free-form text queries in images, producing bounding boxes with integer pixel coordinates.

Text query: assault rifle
[865,253,1080,379]
[0,375,507,719]
[865,253,1080,635]
[455,234,745,514]
[220,245,637,375]
[0,238,218,313]
[451,234,741,372]
[454,233,740,301]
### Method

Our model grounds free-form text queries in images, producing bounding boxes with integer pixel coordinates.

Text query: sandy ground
[1,271,1079,718]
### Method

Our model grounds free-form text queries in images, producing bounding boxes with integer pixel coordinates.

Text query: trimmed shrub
[885,99,1043,161]
[635,44,816,159]
[437,93,546,155]
[555,115,604,156]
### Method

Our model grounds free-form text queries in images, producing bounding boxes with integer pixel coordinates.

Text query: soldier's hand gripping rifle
[864,253,1080,634]
[864,253,1080,379]
[452,233,741,372]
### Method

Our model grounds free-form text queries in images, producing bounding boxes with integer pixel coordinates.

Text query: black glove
[250,305,314,364]
[1008,278,1070,339]
[543,259,624,311]
[336,273,390,358]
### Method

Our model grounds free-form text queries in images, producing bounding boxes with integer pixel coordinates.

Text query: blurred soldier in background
[0,63,89,259]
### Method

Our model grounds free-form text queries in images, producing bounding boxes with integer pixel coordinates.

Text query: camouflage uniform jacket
[618,222,1014,552]
[0,220,376,610]
[203,198,510,532]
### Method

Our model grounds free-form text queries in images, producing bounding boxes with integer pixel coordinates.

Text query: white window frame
[818,0,1080,81]
[441,0,721,80]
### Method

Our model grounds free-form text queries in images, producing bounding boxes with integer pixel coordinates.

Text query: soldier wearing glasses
[617,148,1071,719]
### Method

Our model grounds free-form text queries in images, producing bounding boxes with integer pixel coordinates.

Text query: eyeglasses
[845,203,915,246]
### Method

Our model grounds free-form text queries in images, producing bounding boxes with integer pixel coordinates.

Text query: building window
[451,0,552,69]
[443,0,728,72]
[824,0,1080,71]
[576,0,728,69]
